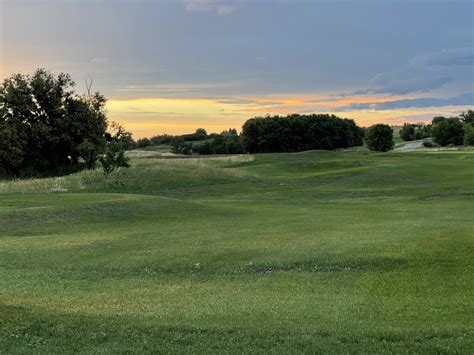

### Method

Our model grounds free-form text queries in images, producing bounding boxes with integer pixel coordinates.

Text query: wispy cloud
[184,0,237,15]
[345,48,474,96]
[344,93,473,110]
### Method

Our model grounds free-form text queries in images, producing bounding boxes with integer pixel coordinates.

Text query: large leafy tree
[0,69,117,176]
[365,124,394,152]
[431,117,465,146]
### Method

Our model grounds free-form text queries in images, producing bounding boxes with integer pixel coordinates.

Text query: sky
[1,0,473,138]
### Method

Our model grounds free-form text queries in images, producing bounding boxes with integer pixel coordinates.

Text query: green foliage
[464,124,474,146]
[136,137,151,148]
[98,122,132,175]
[365,124,394,152]
[241,114,364,153]
[431,117,465,146]
[0,69,108,176]
[170,137,192,155]
[99,141,129,176]
[460,110,474,125]
[432,116,447,125]
[194,129,244,154]
[399,123,431,141]
[399,123,415,141]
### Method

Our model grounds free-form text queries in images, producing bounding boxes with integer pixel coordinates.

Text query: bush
[99,141,129,176]
[431,118,464,146]
[365,124,394,152]
[170,138,192,155]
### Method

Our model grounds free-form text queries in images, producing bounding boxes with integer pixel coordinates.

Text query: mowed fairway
[1,150,473,353]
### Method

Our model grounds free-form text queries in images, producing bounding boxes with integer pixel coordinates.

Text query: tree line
[2,69,473,178]
[399,111,474,147]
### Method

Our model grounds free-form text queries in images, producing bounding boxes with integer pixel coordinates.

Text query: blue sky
[1,0,473,136]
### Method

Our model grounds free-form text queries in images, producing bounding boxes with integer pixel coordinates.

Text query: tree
[241,114,363,153]
[432,116,447,125]
[463,124,474,146]
[136,138,151,148]
[194,129,244,154]
[399,123,415,141]
[194,128,208,140]
[400,123,431,141]
[460,110,474,125]
[0,69,110,176]
[365,124,394,152]
[431,118,464,146]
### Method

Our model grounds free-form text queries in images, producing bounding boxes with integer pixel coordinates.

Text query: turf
[1,150,473,353]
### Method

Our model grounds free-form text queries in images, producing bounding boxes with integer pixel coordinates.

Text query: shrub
[170,138,192,155]
[99,141,129,176]
[365,124,394,152]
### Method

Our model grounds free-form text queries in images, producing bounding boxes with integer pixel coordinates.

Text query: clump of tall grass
[0,154,256,194]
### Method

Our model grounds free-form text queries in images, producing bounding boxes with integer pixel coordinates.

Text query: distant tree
[463,124,474,146]
[431,118,464,146]
[194,129,244,155]
[400,123,416,141]
[432,116,447,125]
[136,137,151,148]
[241,114,363,153]
[365,124,394,152]
[460,110,474,125]
[414,124,431,140]
[194,128,208,139]
[400,123,431,141]
[149,134,174,145]
[170,137,192,155]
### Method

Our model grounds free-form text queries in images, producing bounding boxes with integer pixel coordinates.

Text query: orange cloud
[106,95,468,138]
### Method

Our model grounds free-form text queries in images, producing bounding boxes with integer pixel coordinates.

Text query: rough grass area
[1,150,473,353]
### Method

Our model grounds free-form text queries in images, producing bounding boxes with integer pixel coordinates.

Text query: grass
[1,149,473,353]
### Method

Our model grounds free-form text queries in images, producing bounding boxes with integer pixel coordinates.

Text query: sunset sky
[1,0,473,138]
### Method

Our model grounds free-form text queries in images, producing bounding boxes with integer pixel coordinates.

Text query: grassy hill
[1,149,473,353]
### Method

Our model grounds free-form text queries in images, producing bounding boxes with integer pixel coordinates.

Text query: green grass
[1,150,473,353]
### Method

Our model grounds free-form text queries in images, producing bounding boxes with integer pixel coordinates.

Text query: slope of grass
[1,150,473,353]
